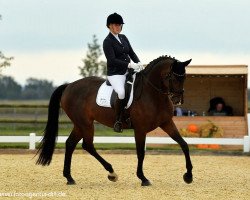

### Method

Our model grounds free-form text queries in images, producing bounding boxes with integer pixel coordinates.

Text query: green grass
[0,123,134,136]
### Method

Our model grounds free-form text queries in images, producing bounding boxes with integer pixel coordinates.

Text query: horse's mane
[142,55,176,74]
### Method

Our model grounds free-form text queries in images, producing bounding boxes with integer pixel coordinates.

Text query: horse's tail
[36,84,68,166]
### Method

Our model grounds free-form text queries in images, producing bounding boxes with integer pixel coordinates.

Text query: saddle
[96,68,136,109]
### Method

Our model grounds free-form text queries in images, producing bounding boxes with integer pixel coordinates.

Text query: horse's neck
[135,69,173,116]
[147,62,171,86]
[138,64,168,96]
[134,59,172,99]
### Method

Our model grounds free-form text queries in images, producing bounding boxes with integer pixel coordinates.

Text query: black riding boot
[114,98,125,133]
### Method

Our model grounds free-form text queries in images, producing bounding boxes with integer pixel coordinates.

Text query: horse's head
[142,56,191,106]
[165,59,191,105]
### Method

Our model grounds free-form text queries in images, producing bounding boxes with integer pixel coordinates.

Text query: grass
[0,123,134,136]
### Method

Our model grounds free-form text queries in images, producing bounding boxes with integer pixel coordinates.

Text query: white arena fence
[0,134,249,153]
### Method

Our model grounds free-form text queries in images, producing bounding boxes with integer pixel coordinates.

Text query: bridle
[141,73,169,95]
[168,71,186,97]
[141,64,186,98]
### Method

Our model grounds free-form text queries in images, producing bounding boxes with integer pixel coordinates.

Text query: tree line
[0,76,56,100]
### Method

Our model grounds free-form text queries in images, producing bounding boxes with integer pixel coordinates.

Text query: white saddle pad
[96,74,136,109]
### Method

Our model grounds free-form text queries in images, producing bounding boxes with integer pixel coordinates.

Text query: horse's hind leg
[81,124,118,182]
[160,120,193,184]
[63,129,82,185]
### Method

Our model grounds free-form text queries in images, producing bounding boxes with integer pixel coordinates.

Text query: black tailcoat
[103,33,140,76]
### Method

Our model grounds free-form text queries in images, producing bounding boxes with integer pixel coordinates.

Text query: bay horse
[36,55,193,186]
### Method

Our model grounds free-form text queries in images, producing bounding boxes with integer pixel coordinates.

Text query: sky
[0,0,250,86]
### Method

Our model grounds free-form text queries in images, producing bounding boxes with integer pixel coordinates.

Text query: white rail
[0,134,249,153]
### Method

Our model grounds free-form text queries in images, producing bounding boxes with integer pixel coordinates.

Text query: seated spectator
[174,107,198,116]
[208,97,233,116]
[175,107,183,116]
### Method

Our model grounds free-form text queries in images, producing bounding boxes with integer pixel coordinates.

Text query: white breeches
[107,74,126,99]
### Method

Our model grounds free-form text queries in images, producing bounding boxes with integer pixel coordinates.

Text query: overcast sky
[1,0,250,86]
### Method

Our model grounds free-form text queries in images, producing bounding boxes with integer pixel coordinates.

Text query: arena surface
[0,152,249,199]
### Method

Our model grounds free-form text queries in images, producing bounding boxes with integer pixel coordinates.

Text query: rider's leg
[113,98,125,132]
[107,74,126,132]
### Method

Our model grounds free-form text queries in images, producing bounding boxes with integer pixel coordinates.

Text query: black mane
[142,55,176,74]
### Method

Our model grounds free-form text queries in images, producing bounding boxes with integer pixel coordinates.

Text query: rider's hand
[137,62,144,70]
[128,62,141,71]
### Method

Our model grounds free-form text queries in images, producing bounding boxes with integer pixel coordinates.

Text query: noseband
[168,72,186,97]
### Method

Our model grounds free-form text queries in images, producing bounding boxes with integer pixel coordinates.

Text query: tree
[0,51,13,70]
[0,76,22,99]
[22,78,55,99]
[79,35,106,78]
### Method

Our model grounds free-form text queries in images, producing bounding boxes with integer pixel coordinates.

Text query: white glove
[137,62,144,70]
[128,62,141,71]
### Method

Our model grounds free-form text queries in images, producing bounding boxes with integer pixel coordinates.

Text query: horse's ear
[183,59,192,66]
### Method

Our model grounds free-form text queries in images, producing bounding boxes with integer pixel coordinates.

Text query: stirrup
[114,121,123,133]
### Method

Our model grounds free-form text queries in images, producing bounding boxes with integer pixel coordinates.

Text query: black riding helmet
[106,13,124,28]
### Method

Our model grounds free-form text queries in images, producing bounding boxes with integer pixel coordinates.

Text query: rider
[103,12,143,132]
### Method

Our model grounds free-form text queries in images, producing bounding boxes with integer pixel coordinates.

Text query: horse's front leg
[160,120,193,184]
[134,131,151,186]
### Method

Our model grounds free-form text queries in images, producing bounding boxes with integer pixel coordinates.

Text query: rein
[141,73,169,95]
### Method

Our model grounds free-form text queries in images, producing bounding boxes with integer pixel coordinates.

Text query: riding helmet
[106,13,124,28]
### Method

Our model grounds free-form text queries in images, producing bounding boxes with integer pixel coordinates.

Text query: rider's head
[106,13,124,34]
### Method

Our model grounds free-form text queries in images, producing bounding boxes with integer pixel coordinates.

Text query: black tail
[36,84,68,166]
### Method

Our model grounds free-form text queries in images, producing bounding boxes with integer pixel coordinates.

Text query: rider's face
[109,24,122,34]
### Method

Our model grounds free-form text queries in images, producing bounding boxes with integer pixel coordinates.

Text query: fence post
[29,133,36,150]
[243,136,250,153]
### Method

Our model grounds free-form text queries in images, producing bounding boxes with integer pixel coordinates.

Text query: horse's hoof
[67,180,76,185]
[141,180,152,186]
[183,173,193,184]
[108,172,118,182]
